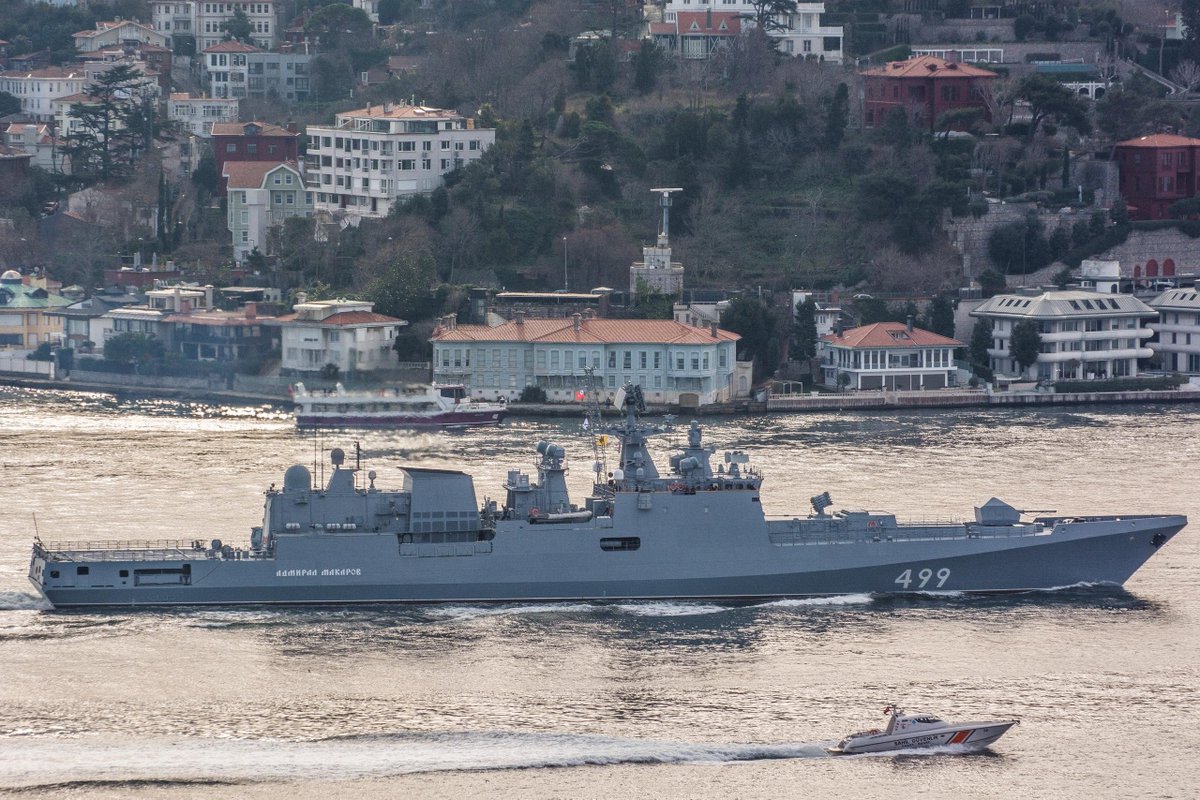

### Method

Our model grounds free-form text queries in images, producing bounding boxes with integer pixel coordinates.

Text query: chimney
[515,311,525,326]
[572,312,581,332]
[906,315,914,333]
[180,298,192,314]
[710,321,718,337]
[244,301,257,320]
[286,120,297,134]
[295,291,307,306]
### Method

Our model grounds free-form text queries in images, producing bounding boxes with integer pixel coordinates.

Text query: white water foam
[760,594,875,608]
[423,603,602,621]
[0,732,832,788]
[0,591,51,611]
[614,601,732,617]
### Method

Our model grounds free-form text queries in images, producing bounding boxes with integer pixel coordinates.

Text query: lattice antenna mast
[650,187,682,246]
[582,367,608,483]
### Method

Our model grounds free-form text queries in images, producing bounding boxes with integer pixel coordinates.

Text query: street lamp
[562,235,568,291]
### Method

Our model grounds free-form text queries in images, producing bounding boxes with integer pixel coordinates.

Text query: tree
[60,64,152,182]
[103,332,164,364]
[822,83,849,150]
[632,39,663,95]
[1009,319,1042,375]
[221,8,253,42]
[988,215,1051,274]
[978,268,1006,297]
[969,317,993,368]
[0,91,20,117]
[1184,0,1200,62]
[1016,74,1091,142]
[744,0,799,33]
[377,0,416,25]
[1172,60,1200,93]
[792,298,818,361]
[720,297,782,382]
[304,3,373,50]
[923,293,956,338]
[1013,15,1037,42]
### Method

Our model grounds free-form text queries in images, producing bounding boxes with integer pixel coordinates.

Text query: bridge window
[600,537,640,551]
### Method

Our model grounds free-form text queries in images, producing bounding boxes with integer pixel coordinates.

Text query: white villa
[273,299,406,375]
[656,1,843,62]
[819,321,962,390]
[970,289,1156,381]
[430,313,751,408]
[167,93,239,137]
[1148,288,1200,374]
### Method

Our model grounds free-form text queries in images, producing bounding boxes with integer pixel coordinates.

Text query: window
[623,351,632,369]
[608,351,616,368]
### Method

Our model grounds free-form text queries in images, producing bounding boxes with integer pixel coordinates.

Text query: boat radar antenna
[581,367,608,484]
[649,187,683,246]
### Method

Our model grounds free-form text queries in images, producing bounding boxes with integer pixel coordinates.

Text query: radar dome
[283,464,312,491]
[0,270,21,283]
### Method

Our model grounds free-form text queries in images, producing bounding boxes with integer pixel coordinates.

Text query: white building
[167,92,239,136]
[274,299,406,374]
[103,285,215,344]
[970,289,1156,381]
[3,123,66,172]
[430,313,750,407]
[354,0,380,23]
[152,1,278,51]
[819,321,962,390]
[659,1,843,63]
[73,20,168,53]
[304,102,495,220]
[630,188,685,297]
[1148,288,1200,373]
[0,68,88,121]
[223,160,312,262]
[201,42,312,101]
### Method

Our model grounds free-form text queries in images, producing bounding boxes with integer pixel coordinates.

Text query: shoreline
[5,374,1200,417]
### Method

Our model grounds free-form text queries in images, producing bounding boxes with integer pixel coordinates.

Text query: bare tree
[1171,59,1200,92]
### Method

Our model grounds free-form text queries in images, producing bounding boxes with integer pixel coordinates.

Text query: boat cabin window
[600,537,641,552]
[439,386,466,400]
[912,716,941,724]
[76,566,89,575]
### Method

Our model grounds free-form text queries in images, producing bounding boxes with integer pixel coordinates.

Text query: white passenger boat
[291,382,506,428]
[828,705,1019,754]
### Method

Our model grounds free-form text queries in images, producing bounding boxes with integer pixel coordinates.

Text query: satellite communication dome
[283,464,312,491]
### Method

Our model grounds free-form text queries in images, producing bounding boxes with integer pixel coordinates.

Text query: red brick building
[210,121,299,196]
[1114,134,1200,221]
[861,55,997,130]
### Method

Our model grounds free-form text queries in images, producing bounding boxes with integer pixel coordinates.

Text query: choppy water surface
[0,386,1197,800]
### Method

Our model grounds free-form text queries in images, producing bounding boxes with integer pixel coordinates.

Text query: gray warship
[29,384,1186,608]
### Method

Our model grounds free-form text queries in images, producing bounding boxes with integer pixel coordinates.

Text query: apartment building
[0,67,87,121]
[73,20,167,53]
[152,1,278,50]
[304,102,495,220]
[167,93,239,136]
[1148,288,1200,373]
[201,41,311,101]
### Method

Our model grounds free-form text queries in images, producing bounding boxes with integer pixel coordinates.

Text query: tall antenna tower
[650,187,683,247]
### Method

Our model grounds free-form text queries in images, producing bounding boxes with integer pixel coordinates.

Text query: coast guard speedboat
[828,705,1019,755]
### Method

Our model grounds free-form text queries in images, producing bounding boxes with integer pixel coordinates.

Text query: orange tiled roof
[0,67,85,79]
[202,40,263,53]
[222,159,299,188]
[821,322,962,349]
[1115,133,1200,148]
[432,317,740,345]
[211,121,297,137]
[861,55,998,79]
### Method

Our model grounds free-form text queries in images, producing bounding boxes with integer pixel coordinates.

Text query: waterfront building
[272,299,406,375]
[861,55,997,130]
[970,289,1156,380]
[0,270,71,349]
[223,160,312,262]
[1148,287,1200,373]
[102,285,215,345]
[44,290,141,353]
[168,93,239,137]
[430,313,750,407]
[164,301,273,361]
[304,102,495,221]
[1114,134,1200,221]
[819,320,962,390]
[656,2,843,63]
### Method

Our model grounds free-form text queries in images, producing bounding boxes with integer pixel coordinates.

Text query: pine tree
[792,299,818,361]
[823,83,849,150]
[61,64,151,182]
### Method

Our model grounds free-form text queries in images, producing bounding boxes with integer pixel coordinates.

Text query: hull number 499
[895,567,950,589]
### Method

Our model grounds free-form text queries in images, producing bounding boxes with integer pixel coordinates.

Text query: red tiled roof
[211,121,298,137]
[274,311,404,326]
[650,11,742,35]
[0,67,85,79]
[1115,134,1200,148]
[432,317,740,345]
[202,40,264,53]
[821,322,962,348]
[222,159,299,188]
[861,55,998,79]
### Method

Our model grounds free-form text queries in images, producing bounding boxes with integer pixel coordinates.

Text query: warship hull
[30,513,1185,608]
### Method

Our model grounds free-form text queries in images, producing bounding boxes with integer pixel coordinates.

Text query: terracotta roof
[861,55,998,79]
[1115,134,1200,148]
[821,322,962,349]
[222,159,300,188]
[432,318,741,345]
[202,40,264,53]
[0,67,85,79]
[273,311,405,326]
[54,93,96,104]
[650,11,742,35]
[211,121,297,137]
